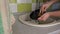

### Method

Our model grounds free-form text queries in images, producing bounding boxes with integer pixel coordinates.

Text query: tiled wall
[9,0,43,13]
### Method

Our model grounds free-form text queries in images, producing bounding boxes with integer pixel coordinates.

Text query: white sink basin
[19,13,60,27]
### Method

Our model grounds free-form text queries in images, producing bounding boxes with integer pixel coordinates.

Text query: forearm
[46,0,57,5]
[50,0,58,1]
[48,11,60,17]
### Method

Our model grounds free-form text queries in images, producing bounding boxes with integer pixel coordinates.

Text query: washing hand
[38,2,52,21]
[38,12,50,21]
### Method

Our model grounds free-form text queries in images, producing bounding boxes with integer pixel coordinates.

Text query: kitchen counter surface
[12,12,60,34]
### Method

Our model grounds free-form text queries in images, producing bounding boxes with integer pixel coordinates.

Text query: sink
[19,13,60,27]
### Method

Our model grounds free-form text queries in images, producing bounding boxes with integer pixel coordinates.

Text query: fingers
[41,5,45,12]
[38,14,45,21]
[40,5,46,14]
[38,13,50,21]
[42,13,49,21]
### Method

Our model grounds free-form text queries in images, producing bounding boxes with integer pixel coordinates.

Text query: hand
[40,3,52,14]
[40,0,57,14]
[38,13,50,21]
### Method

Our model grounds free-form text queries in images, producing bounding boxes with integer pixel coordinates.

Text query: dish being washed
[30,9,46,20]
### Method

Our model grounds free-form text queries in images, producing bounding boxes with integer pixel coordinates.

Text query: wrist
[47,12,55,17]
[47,12,51,17]
[45,0,56,5]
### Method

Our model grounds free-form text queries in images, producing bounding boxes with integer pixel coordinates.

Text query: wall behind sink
[9,0,43,13]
